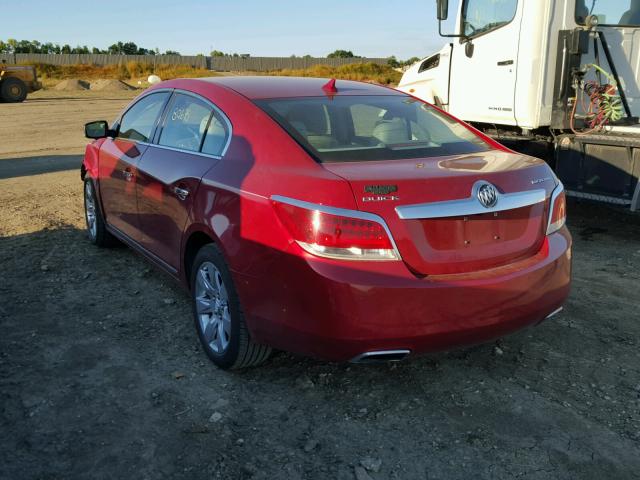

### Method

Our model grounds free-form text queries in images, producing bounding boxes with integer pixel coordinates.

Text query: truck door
[448,0,521,125]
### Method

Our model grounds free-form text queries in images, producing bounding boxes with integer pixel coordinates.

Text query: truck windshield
[576,0,640,26]
[255,96,490,163]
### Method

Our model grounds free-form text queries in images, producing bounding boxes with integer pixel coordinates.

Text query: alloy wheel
[195,261,231,354]
[84,181,97,240]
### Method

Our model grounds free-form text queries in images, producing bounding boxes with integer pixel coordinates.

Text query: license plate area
[422,206,534,251]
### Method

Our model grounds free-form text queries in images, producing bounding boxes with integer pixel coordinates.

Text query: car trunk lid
[322,150,556,275]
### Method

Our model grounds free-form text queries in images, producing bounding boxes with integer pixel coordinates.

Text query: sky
[6,0,461,60]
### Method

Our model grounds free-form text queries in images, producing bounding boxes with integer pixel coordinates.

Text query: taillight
[546,184,566,235]
[272,196,400,261]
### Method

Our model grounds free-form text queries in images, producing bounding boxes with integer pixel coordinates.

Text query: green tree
[402,57,420,67]
[387,56,400,68]
[61,44,72,54]
[211,50,225,57]
[121,42,138,55]
[108,42,124,54]
[327,49,359,58]
[7,39,18,54]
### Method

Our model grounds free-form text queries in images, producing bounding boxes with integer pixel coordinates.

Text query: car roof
[193,76,405,99]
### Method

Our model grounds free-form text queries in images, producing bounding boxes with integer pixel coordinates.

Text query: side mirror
[85,120,110,139]
[437,0,449,21]
[465,41,475,58]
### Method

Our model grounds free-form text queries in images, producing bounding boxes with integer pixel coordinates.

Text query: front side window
[256,95,489,163]
[576,0,640,26]
[159,93,212,152]
[461,0,518,38]
[118,92,170,142]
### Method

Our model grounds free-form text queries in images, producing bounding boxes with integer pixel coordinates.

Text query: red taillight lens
[546,184,566,235]
[272,198,399,261]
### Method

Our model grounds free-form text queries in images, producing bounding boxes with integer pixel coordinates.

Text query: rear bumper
[237,227,572,362]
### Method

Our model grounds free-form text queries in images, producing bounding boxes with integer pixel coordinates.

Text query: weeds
[24,61,213,82]
[264,63,402,85]
[24,61,401,87]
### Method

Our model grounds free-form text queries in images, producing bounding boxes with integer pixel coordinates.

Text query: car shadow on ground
[0,154,83,179]
[1,219,639,479]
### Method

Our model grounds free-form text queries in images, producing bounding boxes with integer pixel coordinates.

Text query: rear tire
[191,243,271,369]
[84,178,118,247]
[0,77,28,103]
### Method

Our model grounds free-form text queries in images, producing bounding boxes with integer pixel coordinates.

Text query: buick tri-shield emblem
[477,183,498,208]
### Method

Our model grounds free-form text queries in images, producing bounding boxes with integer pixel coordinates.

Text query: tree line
[0,40,421,67]
[0,39,179,55]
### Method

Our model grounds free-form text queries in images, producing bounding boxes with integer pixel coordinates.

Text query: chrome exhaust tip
[350,349,411,364]
[545,307,564,320]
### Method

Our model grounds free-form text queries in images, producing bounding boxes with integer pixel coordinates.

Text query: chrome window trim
[156,89,233,157]
[395,181,547,220]
[546,182,565,233]
[113,88,233,159]
[147,142,223,160]
[270,194,402,260]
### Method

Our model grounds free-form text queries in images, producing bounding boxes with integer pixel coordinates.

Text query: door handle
[497,60,514,66]
[173,186,190,201]
[123,168,134,181]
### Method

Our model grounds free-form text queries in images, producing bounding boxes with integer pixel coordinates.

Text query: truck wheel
[0,77,28,103]
[84,178,118,247]
[191,244,272,370]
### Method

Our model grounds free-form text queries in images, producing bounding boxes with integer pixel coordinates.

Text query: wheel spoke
[218,277,228,301]
[202,317,217,343]
[214,271,224,290]
[198,268,215,294]
[221,307,231,337]
[195,296,213,314]
[217,319,227,349]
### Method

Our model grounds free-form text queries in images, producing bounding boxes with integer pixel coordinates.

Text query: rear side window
[118,92,170,142]
[255,95,489,163]
[159,93,212,152]
[201,110,230,156]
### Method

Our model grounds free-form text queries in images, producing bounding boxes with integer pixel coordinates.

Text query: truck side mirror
[465,42,475,58]
[437,0,449,21]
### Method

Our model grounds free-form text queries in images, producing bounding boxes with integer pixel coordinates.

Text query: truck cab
[399,0,640,210]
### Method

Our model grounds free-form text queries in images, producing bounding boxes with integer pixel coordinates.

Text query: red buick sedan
[82,76,571,369]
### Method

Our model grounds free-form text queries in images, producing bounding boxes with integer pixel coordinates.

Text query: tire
[83,178,118,247]
[191,244,271,369]
[0,77,28,103]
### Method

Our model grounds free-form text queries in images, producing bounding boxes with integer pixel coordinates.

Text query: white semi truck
[398,0,640,210]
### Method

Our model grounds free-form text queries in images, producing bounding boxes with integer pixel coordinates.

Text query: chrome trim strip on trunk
[395,181,547,220]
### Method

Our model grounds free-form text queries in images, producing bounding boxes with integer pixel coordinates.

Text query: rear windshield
[255,95,490,163]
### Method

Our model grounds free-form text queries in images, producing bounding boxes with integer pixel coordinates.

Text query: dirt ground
[1,90,639,480]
